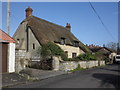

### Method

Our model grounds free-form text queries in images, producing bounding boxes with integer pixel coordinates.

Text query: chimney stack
[66,23,71,31]
[25,6,33,19]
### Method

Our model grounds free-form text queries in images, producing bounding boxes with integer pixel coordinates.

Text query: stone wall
[15,50,30,73]
[52,56,60,71]
[59,60,105,71]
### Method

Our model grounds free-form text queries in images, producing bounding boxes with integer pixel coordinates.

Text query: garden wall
[59,60,105,71]
[15,50,29,73]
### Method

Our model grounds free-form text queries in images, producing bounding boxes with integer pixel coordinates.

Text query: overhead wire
[88,0,116,41]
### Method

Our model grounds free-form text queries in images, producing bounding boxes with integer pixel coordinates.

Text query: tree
[104,42,117,51]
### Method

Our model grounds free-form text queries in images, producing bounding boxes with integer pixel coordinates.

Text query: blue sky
[2,2,118,46]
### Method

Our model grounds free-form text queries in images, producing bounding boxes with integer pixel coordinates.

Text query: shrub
[77,53,96,60]
[95,52,107,61]
[37,42,68,60]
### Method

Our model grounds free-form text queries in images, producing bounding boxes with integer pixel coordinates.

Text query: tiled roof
[0,29,16,43]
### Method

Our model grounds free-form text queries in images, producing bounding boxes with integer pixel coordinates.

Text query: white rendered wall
[8,43,15,72]
[56,43,85,58]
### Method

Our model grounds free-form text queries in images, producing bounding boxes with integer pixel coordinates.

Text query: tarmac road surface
[9,63,120,88]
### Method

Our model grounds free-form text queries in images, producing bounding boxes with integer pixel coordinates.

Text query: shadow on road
[99,63,120,73]
[99,68,120,73]
[92,73,120,89]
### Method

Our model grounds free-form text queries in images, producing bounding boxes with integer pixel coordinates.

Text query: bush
[77,53,96,60]
[37,42,68,60]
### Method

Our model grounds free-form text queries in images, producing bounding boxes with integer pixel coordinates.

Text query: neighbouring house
[87,44,117,64]
[13,6,91,69]
[0,29,16,73]
[87,44,115,55]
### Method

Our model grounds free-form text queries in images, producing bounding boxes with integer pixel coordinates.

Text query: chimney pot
[66,23,71,31]
[25,6,33,19]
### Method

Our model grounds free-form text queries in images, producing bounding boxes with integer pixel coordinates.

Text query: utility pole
[7,0,10,35]
[118,43,120,54]
[118,1,120,55]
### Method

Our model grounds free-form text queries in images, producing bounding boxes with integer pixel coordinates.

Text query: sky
[1,2,118,46]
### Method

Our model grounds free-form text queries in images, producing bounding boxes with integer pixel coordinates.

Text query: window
[65,51,68,57]
[17,39,20,44]
[33,43,35,49]
[61,38,65,45]
[74,41,79,47]
[72,53,77,58]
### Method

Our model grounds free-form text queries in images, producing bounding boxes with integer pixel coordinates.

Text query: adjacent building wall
[57,44,85,58]
[8,43,15,72]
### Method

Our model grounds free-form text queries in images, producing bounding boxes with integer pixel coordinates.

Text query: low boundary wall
[59,60,105,71]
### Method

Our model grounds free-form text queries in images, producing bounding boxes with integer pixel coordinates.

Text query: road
[9,64,120,88]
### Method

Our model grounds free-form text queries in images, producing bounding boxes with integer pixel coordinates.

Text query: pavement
[1,68,68,88]
[19,68,68,80]
[1,72,28,88]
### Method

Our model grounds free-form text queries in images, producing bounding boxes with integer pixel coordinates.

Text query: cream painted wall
[8,43,15,72]
[56,43,85,58]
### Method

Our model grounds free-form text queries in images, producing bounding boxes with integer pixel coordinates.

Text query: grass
[69,64,106,72]
[69,64,87,72]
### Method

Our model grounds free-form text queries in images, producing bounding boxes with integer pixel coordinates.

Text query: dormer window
[61,38,65,45]
[74,41,79,47]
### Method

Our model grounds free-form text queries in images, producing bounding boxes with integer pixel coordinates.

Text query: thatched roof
[21,16,91,53]
[89,46,115,54]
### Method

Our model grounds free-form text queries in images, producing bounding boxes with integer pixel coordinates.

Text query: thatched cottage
[13,6,90,62]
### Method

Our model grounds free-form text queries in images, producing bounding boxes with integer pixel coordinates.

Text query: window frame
[74,41,79,47]
[72,53,77,58]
